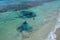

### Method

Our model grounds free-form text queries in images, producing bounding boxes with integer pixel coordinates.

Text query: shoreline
[54,13,60,40]
[23,9,59,40]
[46,10,60,40]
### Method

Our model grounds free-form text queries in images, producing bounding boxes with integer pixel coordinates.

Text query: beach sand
[54,9,60,40]
[55,28,60,40]
[22,10,59,40]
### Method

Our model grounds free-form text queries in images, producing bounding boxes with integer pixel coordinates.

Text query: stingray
[16,11,36,20]
[16,21,32,33]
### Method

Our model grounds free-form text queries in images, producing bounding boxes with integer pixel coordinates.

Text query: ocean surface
[0,0,60,40]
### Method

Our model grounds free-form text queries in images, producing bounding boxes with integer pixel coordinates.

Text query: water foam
[46,13,60,40]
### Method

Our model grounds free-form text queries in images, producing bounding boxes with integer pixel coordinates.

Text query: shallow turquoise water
[0,0,60,40]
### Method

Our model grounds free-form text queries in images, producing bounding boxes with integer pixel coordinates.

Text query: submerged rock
[17,21,32,32]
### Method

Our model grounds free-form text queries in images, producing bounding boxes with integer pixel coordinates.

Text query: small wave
[46,13,60,40]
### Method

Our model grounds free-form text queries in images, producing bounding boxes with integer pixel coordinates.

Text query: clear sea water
[0,0,60,40]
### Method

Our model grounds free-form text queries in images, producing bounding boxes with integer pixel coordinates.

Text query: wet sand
[54,9,60,40]
[55,28,60,40]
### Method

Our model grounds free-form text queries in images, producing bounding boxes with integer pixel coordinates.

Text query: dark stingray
[16,11,36,19]
[16,21,32,33]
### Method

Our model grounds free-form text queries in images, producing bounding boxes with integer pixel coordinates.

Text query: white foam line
[46,13,60,40]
